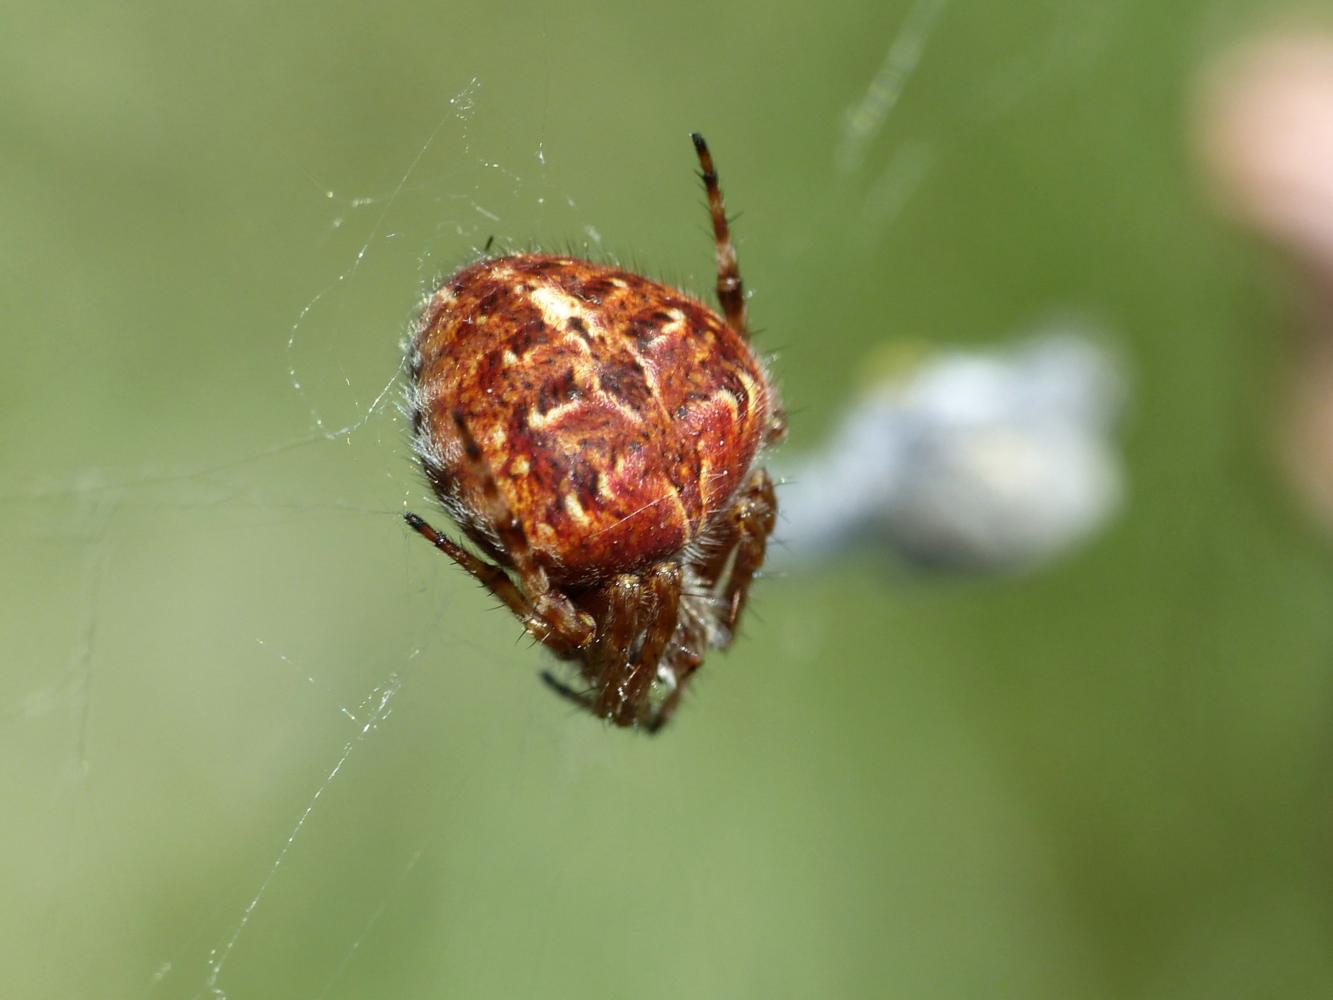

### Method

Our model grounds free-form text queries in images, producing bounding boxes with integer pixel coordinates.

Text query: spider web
[0,4,1125,996]
[3,75,614,998]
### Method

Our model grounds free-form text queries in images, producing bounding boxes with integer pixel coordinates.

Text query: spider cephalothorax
[405,134,783,731]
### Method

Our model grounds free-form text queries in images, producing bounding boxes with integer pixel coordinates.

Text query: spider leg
[607,563,682,728]
[407,410,595,654]
[404,512,580,659]
[541,567,682,729]
[691,133,747,339]
[645,643,703,734]
[715,467,777,647]
[641,470,776,730]
[448,409,596,651]
[537,573,647,721]
[589,574,647,722]
[691,497,745,594]
[539,670,596,712]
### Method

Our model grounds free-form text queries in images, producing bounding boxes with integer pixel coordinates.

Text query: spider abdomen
[410,254,774,587]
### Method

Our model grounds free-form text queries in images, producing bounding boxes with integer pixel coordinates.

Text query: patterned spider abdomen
[409,254,775,587]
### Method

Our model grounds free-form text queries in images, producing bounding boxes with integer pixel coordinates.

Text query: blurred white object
[775,330,1126,572]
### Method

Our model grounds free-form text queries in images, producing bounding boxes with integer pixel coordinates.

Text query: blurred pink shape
[1201,33,1333,274]
[1200,30,1333,524]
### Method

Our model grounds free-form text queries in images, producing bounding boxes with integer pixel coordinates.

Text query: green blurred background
[4,1,1333,997]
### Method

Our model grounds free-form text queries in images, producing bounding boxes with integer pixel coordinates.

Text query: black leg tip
[404,511,425,529]
[690,132,707,152]
[540,671,583,701]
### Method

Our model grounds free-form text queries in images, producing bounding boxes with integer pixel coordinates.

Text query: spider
[404,134,784,732]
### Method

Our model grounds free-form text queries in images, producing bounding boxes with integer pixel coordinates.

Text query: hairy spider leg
[642,470,775,732]
[448,409,597,648]
[678,467,778,645]
[718,467,777,639]
[646,642,704,734]
[539,670,594,712]
[403,513,585,660]
[586,573,647,712]
[405,410,596,652]
[605,563,683,727]
[692,133,747,339]
[537,565,682,730]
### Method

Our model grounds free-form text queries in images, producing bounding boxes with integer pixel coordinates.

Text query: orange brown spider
[404,134,784,731]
